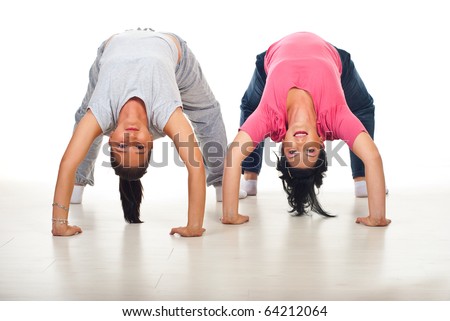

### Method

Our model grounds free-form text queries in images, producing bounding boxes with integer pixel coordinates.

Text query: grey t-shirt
[88,30,182,139]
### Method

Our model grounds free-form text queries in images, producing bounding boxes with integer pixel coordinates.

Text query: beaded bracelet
[52,202,69,212]
[52,218,69,224]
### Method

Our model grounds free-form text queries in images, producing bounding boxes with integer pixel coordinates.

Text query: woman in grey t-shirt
[51,29,244,237]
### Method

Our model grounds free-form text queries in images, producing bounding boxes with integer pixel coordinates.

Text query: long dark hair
[110,151,151,223]
[276,148,333,217]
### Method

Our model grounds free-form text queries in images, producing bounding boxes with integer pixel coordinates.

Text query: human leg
[239,52,267,195]
[174,35,246,201]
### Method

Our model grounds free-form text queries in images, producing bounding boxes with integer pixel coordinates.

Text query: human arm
[164,108,206,237]
[52,110,103,236]
[351,132,391,226]
[221,130,255,224]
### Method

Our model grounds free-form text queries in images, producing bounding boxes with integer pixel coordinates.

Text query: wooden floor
[1,167,449,302]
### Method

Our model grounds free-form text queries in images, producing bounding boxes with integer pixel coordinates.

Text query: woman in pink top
[221,32,390,227]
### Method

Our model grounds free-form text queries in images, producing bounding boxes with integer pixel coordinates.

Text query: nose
[123,132,137,141]
[283,139,300,151]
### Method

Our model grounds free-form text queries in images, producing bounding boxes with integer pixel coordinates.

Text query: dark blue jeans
[239,47,375,179]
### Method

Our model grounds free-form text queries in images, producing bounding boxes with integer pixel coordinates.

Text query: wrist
[52,218,69,224]
[186,223,203,230]
[52,221,69,235]
[222,210,237,219]
[368,214,387,223]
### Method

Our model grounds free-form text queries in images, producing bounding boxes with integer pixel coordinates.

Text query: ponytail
[119,178,144,223]
[111,150,150,223]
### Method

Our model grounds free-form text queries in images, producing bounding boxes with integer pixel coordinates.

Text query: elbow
[225,145,247,168]
[58,155,79,175]
[187,160,206,176]
[363,150,383,167]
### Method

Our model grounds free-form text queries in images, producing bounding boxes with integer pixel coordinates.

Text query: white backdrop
[1,0,449,193]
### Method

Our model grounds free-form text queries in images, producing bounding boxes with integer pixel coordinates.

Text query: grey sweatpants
[74,32,227,187]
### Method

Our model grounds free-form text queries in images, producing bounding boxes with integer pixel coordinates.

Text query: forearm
[221,131,254,223]
[222,151,242,220]
[351,132,390,226]
[186,165,206,229]
[365,155,386,221]
[52,161,77,235]
[51,111,102,235]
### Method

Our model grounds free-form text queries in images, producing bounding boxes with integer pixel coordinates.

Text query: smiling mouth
[126,127,139,131]
[294,131,307,137]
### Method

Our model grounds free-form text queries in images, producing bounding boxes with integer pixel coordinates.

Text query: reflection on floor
[1,177,449,301]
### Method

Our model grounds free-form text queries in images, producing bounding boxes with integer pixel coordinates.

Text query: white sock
[215,186,247,202]
[241,179,257,196]
[70,185,85,204]
[355,180,389,198]
[354,181,368,198]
